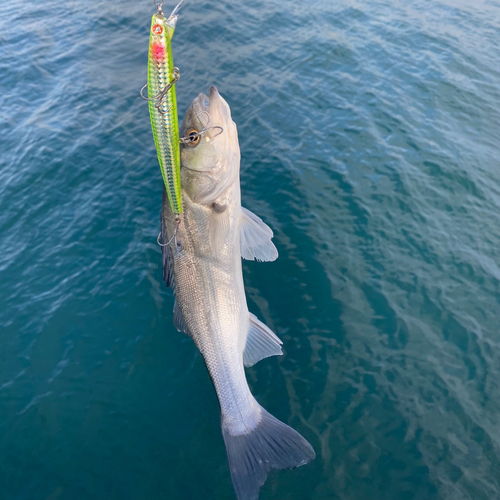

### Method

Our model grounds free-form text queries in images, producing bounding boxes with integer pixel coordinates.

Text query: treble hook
[140,68,180,114]
[195,110,210,129]
[157,215,181,248]
[179,110,224,144]
[180,125,224,144]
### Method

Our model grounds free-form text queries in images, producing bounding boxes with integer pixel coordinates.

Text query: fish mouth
[208,85,229,129]
[208,85,220,116]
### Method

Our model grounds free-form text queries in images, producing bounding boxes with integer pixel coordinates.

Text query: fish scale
[170,187,259,433]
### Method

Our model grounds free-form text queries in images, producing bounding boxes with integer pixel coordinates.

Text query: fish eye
[152,24,163,35]
[185,128,201,147]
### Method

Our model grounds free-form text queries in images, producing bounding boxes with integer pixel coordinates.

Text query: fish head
[180,86,240,205]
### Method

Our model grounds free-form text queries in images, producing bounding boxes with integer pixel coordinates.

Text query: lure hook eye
[154,0,164,13]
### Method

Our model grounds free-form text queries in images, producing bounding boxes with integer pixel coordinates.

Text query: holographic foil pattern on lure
[142,0,184,215]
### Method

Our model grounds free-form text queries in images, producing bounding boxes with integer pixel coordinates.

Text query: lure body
[148,9,182,214]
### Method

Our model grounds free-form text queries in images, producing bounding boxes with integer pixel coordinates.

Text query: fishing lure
[141,0,184,217]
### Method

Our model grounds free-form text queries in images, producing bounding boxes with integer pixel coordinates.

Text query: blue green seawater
[1,0,499,499]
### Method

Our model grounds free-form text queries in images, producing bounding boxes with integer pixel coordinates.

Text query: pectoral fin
[240,207,278,262]
[209,204,230,255]
[243,313,283,367]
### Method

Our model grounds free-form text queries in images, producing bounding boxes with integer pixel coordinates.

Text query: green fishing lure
[142,0,184,215]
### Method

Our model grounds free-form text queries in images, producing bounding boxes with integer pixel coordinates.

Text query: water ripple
[0,0,499,499]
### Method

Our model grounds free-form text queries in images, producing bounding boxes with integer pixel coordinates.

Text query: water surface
[1,0,499,499]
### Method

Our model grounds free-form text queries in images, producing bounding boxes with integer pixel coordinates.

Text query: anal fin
[243,313,283,367]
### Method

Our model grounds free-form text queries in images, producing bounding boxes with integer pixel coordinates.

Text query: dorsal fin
[161,189,175,289]
[173,300,191,336]
[240,207,278,262]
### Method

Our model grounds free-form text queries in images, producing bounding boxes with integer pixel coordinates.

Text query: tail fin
[222,407,315,500]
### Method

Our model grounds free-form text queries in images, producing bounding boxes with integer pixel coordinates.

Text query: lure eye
[152,24,163,35]
[185,128,201,147]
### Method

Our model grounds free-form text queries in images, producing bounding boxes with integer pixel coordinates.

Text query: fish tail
[222,405,315,500]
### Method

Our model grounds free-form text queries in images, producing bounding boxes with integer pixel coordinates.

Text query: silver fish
[161,86,315,500]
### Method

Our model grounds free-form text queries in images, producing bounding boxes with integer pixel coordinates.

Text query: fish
[144,0,184,215]
[160,86,315,500]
